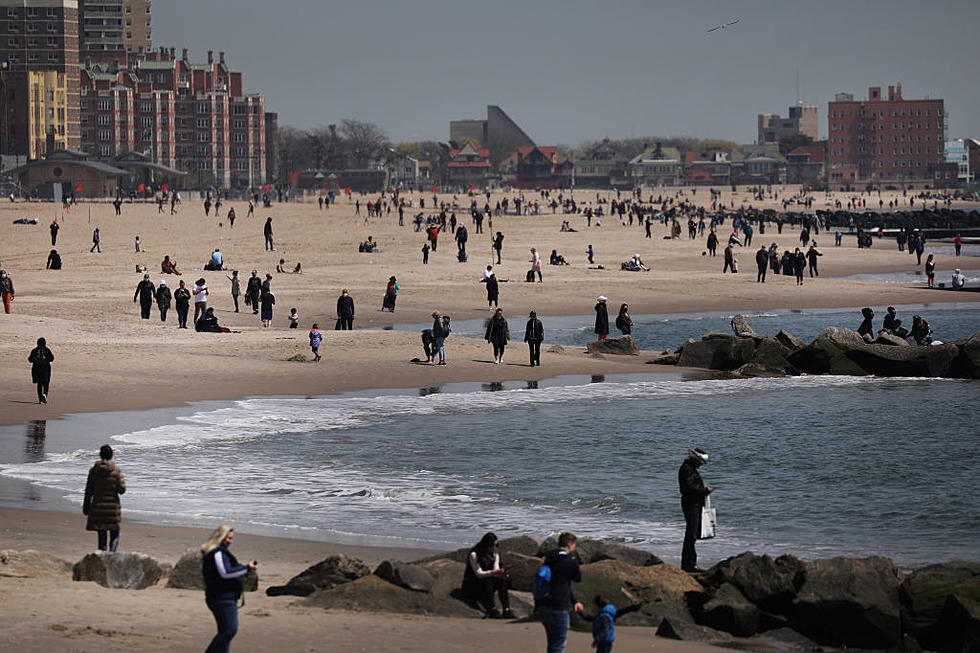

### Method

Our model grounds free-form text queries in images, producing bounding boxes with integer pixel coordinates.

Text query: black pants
[495,249,501,264]
[492,342,506,359]
[97,529,120,552]
[757,266,766,283]
[36,377,49,402]
[176,305,189,328]
[248,291,260,314]
[809,263,818,277]
[681,499,702,571]
[463,576,510,614]
[232,294,239,312]
[51,233,57,246]
[339,316,353,330]
[159,305,168,321]
[140,301,152,319]
[528,340,541,366]
[723,259,733,273]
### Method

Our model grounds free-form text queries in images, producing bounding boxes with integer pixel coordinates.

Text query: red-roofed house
[512,146,572,188]
[786,145,826,186]
[447,142,491,188]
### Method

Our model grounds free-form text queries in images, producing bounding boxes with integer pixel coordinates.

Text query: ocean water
[1,374,978,568]
[442,304,980,353]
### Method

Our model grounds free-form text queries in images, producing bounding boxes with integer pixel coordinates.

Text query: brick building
[827,84,947,188]
[0,0,81,158]
[758,105,818,145]
[79,47,271,189]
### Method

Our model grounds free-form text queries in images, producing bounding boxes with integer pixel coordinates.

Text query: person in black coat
[492,231,504,264]
[155,281,172,322]
[133,274,155,319]
[594,296,609,341]
[46,249,62,270]
[485,308,510,364]
[706,231,718,256]
[484,273,499,309]
[28,337,54,404]
[524,310,544,366]
[679,448,714,572]
[755,245,768,283]
[615,303,633,335]
[336,289,355,330]
[245,270,262,315]
[793,249,806,285]
[538,532,584,653]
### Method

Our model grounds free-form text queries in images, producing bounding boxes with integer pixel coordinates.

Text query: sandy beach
[1,186,978,651]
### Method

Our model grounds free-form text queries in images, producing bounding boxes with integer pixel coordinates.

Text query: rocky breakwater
[656,314,980,379]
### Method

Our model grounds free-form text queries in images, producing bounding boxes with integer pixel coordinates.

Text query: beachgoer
[155,280,171,322]
[382,276,399,312]
[538,532,583,653]
[882,306,906,337]
[227,271,240,312]
[161,255,182,275]
[49,219,59,246]
[524,310,544,367]
[793,248,805,286]
[337,289,355,330]
[134,274,156,320]
[586,244,594,264]
[90,227,101,253]
[493,232,504,264]
[210,248,223,271]
[807,245,823,277]
[723,245,734,273]
[755,245,768,283]
[196,307,228,333]
[260,290,275,328]
[28,337,53,403]
[910,315,932,345]
[431,310,448,365]
[193,278,209,324]
[201,525,257,653]
[615,303,633,335]
[83,445,125,552]
[422,243,430,264]
[575,595,617,653]
[461,532,514,619]
[952,268,966,289]
[857,307,875,337]
[174,280,191,329]
[594,296,609,341]
[953,234,962,257]
[679,448,713,573]
[485,308,510,364]
[0,269,13,313]
[227,206,236,228]
[482,267,499,309]
[309,323,323,362]
[288,308,299,329]
[263,217,274,251]
[925,254,936,288]
[46,249,62,270]
[529,248,542,282]
[245,271,261,315]
[421,328,435,363]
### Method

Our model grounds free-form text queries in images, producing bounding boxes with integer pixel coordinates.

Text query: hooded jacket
[594,302,609,335]
[83,459,126,531]
[585,603,617,644]
[485,314,509,345]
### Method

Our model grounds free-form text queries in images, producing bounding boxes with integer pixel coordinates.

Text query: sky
[153,0,980,147]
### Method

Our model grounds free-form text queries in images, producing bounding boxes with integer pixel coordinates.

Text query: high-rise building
[122,0,149,54]
[450,105,535,165]
[78,0,123,51]
[0,0,81,158]
[757,105,818,145]
[827,84,947,187]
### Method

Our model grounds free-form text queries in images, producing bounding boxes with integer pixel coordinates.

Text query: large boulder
[648,350,680,365]
[166,547,258,591]
[501,552,542,593]
[701,552,805,614]
[775,330,806,352]
[0,549,72,579]
[656,617,735,644]
[750,627,822,652]
[736,338,799,377]
[900,560,980,652]
[791,556,903,649]
[586,335,639,356]
[731,314,756,337]
[304,574,480,618]
[787,337,869,375]
[677,334,756,371]
[374,560,435,593]
[874,332,910,346]
[536,537,662,567]
[697,582,759,636]
[72,551,164,590]
[844,342,961,377]
[574,560,701,627]
[817,326,868,349]
[949,331,980,379]
[266,554,370,597]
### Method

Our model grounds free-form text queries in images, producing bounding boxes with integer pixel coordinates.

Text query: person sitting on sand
[46,249,62,270]
[631,253,650,271]
[161,255,182,275]
[550,249,568,265]
[460,532,514,619]
[292,262,302,274]
[358,236,378,253]
[195,307,229,333]
[952,269,966,289]
[276,259,286,273]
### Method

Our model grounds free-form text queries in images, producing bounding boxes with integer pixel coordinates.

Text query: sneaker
[437,361,447,366]
[501,609,516,619]
[41,394,46,404]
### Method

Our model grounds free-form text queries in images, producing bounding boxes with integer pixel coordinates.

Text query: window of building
[196,118,209,128]
[126,18,132,26]
[198,102,209,113]
[28,53,38,63]
[99,130,111,141]
[198,146,210,156]
[46,23,57,32]
[141,117,153,127]
[27,22,38,32]
[157,73,166,83]
[47,53,58,62]
[197,132,209,142]
[126,31,131,39]
[98,114,110,125]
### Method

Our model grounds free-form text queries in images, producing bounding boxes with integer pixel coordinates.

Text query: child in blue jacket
[576,594,616,653]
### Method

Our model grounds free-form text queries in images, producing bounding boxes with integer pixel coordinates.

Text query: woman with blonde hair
[201,525,256,653]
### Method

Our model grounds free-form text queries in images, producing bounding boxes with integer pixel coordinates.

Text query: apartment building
[758,105,818,145]
[77,1,150,53]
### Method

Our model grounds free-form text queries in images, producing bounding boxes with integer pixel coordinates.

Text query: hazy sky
[154,0,979,146]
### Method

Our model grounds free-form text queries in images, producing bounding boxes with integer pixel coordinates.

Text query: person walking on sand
[227,206,236,229]
[755,245,768,283]
[806,244,823,277]
[174,280,191,328]
[524,310,544,367]
[0,269,14,314]
[679,448,714,573]
[28,337,54,404]
[530,247,542,282]
[594,296,609,341]
[155,280,171,322]
[134,274,156,320]
[263,217,274,251]
[309,323,323,362]
[538,532,583,653]
[382,276,399,312]
[83,445,125,552]
[226,270,241,313]
[485,308,510,364]
[493,231,504,264]
[49,219,59,246]
[202,525,257,653]
[431,310,449,365]
[575,595,617,653]
[90,227,101,253]
[193,278,209,324]
[481,266,499,309]
[245,270,261,315]
[260,289,275,328]
[337,289,355,330]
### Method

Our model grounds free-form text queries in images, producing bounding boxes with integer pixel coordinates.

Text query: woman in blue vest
[201,525,257,653]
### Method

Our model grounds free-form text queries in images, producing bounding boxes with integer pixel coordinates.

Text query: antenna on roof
[796,69,800,106]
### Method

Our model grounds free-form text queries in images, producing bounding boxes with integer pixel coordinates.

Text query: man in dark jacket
[28,337,54,403]
[174,280,191,328]
[679,448,714,572]
[538,532,583,653]
[755,245,768,283]
[133,274,155,319]
[337,289,355,330]
[155,280,172,322]
[524,310,544,367]
[594,296,609,341]
[245,270,262,315]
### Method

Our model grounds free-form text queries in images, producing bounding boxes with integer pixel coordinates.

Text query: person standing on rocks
[679,448,713,573]
[594,296,609,341]
[538,532,583,653]
[201,525,257,653]
[524,310,544,367]
[28,337,54,404]
[83,444,125,552]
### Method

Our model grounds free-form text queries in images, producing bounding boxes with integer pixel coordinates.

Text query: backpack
[532,563,552,600]
[441,315,452,335]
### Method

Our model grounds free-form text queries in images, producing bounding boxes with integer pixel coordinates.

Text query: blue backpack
[532,564,552,600]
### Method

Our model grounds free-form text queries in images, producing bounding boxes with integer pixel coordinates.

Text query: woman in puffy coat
[485,308,510,364]
[83,445,125,552]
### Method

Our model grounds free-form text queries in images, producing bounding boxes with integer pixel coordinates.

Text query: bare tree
[338,119,391,168]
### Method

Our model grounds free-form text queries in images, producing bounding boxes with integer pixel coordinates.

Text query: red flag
[162,183,169,193]
[137,183,146,193]
[345,187,352,195]
[263,184,271,192]
[74,183,83,192]
[469,185,476,192]
[288,171,299,185]
[430,185,436,193]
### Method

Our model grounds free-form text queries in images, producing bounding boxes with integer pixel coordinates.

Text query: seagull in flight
[707,18,740,33]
